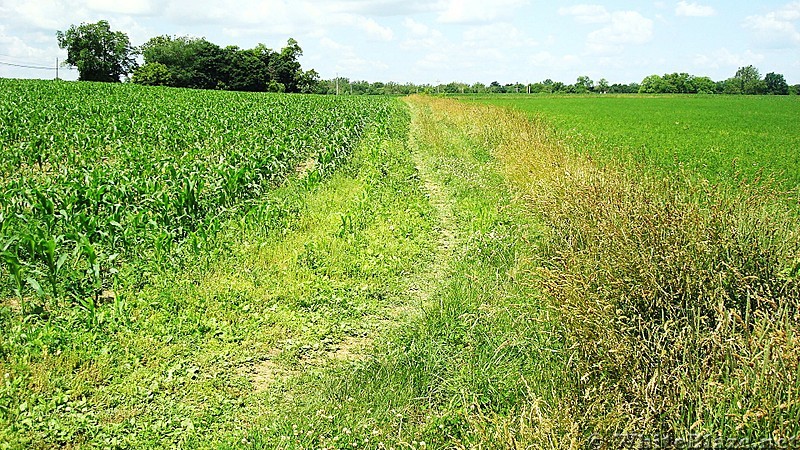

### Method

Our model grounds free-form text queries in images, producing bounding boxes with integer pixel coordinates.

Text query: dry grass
[413,96,800,443]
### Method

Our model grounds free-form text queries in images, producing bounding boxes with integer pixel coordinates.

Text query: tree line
[57,20,318,93]
[323,69,797,96]
[57,20,798,96]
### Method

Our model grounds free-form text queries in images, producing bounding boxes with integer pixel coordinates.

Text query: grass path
[230,96,560,449]
[404,102,458,309]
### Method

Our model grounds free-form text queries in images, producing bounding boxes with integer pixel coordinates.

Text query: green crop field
[0,79,399,305]
[1,80,799,449]
[467,95,800,190]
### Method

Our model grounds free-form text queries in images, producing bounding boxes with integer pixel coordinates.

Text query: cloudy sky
[1,0,799,85]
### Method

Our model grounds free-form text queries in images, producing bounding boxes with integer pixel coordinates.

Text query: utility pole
[55,58,59,80]
[335,73,339,96]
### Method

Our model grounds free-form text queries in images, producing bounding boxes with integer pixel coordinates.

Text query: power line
[0,60,52,70]
[0,60,76,70]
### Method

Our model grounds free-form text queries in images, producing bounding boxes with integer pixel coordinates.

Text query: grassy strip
[440,96,800,444]
[234,96,565,449]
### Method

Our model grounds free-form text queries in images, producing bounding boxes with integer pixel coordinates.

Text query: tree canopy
[135,36,315,93]
[57,20,138,82]
[765,72,789,95]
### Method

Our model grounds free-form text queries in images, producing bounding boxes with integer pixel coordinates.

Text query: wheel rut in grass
[403,101,459,310]
[239,112,457,392]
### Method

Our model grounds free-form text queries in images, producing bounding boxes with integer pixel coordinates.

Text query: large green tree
[268,38,303,93]
[730,65,766,95]
[131,62,172,86]
[57,20,137,82]
[764,72,789,95]
[574,75,593,93]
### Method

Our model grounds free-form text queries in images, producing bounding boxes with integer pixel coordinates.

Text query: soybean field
[471,94,800,190]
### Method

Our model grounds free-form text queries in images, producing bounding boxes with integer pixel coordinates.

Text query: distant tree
[575,75,593,93]
[141,36,220,88]
[56,20,137,82]
[443,82,461,94]
[219,45,267,91]
[723,77,743,95]
[351,80,370,95]
[608,83,625,93]
[529,82,547,93]
[764,72,789,95]
[297,69,321,94]
[268,38,303,93]
[551,81,566,93]
[663,73,694,93]
[790,84,800,95]
[639,75,665,93]
[597,78,609,93]
[733,65,766,94]
[488,81,504,93]
[693,76,716,94]
[132,62,172,86]
[266,80,285,93]
[471,82,486,93]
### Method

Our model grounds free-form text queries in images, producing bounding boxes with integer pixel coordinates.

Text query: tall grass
[423,96,800,444]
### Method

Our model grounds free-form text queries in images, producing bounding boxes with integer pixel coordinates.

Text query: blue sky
[1,1,798,85]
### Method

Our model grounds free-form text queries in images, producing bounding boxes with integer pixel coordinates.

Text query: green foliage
[733,65,766,94]
[139,36,313,93]
[0,78,400,317]
[574,75,593,93]
[131,62,172,86]
[639,73,716,94]
[765,72,789,95]
[56,20,137,82]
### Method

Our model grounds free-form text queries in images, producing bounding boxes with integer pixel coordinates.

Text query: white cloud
[675,1,715,17]
[316,0,434,16]
[353,17,393,41]
[8,0,87,30]
[559,5,653,54]
[693,48,765,70]
[744,1,800,47]
[587,11,653,54]
[400,18,443,51]
[403,18,429,36]
[437,0,529,24]
[86,0,159,16]
[319,35,388,74]
[558,4,610,24]
[462,23,537,48]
